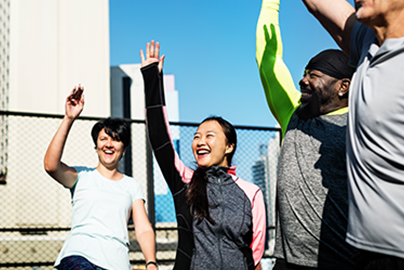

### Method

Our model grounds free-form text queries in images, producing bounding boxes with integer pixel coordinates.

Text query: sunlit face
[96,128,126,169]
[355,0,404,26]
[191,120,234,170]
[296,69,340,119]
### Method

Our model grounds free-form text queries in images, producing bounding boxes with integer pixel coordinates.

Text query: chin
[355,6,372,25]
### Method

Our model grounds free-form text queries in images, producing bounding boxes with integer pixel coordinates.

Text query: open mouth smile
[300,89,313,104]
[196,149,210,157]
[103,149,115,155]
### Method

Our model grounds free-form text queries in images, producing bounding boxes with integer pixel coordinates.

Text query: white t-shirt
[55,167,145,269]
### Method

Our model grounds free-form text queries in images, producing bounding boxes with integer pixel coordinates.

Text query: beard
[295,91,334,120]
[296,91,321,119]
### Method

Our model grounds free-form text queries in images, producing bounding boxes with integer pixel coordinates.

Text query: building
[251,131,279,255]
[0,0,110,265]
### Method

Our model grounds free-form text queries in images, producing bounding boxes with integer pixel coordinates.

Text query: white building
[265,130,280,254]
[0,0,110,265]
[251,130,280,256]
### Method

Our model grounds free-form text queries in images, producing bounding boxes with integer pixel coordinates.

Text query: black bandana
[305,49,355,80]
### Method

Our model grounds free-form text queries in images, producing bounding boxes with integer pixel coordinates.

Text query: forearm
[142,63,193,191]
[43,116,79,187]
[136,229,157,267]
[44,116,74,174]
[256,0,300,134]
[302,0,355,54]
[251,190,266,265]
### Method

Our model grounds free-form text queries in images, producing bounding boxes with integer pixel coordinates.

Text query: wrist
[63,115,76,123]
[146,261,158,269]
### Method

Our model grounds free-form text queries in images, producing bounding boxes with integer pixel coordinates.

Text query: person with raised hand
[44,86,157,270]
[140,40,266,270]
[256,0,357,269]
[302,0,404,268]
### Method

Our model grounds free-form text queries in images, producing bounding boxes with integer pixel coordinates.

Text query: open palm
[140,40,165,73]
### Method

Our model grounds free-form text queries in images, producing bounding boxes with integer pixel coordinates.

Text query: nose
[197,136,206,146]
[105,138,113,148]
[299,75,309,89]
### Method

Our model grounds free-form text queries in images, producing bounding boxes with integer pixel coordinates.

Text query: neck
[322,102,348,115]
[96,164,123,180]
[369,10,404,45]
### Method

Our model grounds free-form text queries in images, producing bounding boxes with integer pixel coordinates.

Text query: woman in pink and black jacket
[140,41,266,270]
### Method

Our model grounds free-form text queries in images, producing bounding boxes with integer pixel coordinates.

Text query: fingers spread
[150,40,155,57]
[140,49,145,63]
[146,42,150,58]
[155,42,160,59]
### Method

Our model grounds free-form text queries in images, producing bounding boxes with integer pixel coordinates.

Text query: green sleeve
[256,0,301,137]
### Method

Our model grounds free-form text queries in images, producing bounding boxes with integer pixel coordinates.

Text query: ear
[337,78,350,98]
[225,143,235,155]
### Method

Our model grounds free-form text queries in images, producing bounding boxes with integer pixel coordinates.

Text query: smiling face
[296,69,342,119]
[192,120,234,170]
[96,128,126,170]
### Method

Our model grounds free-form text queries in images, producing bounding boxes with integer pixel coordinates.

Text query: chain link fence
[0,111,280,270]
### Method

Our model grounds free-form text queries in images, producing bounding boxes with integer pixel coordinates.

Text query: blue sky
[110,0,355,127]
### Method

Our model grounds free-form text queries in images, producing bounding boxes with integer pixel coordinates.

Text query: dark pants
[58,255,107,270]
[354,250,404,270]
[273,259,317,270]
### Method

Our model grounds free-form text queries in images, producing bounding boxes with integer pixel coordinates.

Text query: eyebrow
[194,130,216,135]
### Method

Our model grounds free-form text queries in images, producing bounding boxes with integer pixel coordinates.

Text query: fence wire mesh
[0,111,280,269]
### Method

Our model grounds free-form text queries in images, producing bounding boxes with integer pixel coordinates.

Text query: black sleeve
[141,62,188,194]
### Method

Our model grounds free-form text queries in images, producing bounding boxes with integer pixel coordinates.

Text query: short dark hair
[91,118,131,149]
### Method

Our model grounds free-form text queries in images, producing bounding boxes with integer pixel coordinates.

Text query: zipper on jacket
[190,248,196,270]
[244,256,248,270]
[217,177,224,269]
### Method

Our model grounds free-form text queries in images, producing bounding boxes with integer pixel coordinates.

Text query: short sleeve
[349,21,376,68]
[70,166,93,197]
[126,176,145,205]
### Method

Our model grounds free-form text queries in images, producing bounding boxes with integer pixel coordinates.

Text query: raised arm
[256,0,301,135]
[140,41,194,193]
[302,0,356,54]
[43,86,84,188]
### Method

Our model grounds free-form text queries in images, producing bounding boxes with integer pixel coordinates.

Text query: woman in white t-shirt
[44,86,158,270]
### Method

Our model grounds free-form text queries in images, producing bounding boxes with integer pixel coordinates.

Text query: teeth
[198,150,209,155]
[105,150,113,154]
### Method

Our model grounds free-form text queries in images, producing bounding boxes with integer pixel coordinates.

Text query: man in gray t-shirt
[256,2,357,268]
[303,0,404,268]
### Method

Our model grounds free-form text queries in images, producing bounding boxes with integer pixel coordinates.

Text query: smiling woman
[140,40,267,270]
[91,118,129,177]
[192,117,236,170]
[43,87,158,270]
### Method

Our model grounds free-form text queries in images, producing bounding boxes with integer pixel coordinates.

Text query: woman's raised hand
[65,85,84,120]
[140,40,165,73]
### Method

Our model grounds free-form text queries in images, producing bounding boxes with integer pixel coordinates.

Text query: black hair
[91,117,131,149]
[186,116,237,224]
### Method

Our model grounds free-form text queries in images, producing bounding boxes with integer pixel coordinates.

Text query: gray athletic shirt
[346,22,404,258]
[274,113,356,270]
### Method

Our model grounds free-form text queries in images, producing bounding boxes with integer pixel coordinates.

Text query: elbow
[301,0,318,14]
[43,157,58,175]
